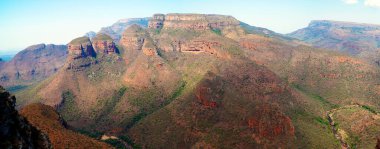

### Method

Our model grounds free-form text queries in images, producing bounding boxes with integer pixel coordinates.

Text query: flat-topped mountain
[9,13,380,148]
[0,44,67,88]
[288,20,380,64]
[148,13,240,30]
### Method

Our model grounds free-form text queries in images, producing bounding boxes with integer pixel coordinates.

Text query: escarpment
[0,44,67,87]
[148,13,240,30]
[17,13,380,148]
[119,24,147,51]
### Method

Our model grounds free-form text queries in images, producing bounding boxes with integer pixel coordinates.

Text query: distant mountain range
[289,20,380,65]
[1,14,380,148]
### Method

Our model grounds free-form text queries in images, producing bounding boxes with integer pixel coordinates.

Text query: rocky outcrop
[0,86,51,149]
[92,33,119,54]
[0,44,67,87]
[181,40,221,53]
[67,37,96,59]
[99,18,149,41]
[142,39,158,56]
[148,14,165,29]
[247,103,295,142]
[195,72,224,108]
[148,13,240,30]
[120,24,147,50]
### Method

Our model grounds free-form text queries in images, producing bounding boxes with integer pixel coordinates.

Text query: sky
[0,0,380,53]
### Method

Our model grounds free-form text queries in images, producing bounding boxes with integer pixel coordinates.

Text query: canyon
[1,13,380,148]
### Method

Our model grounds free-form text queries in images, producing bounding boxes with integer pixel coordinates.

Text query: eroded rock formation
[120,24,147,50]
[67,37,96,59]
[148,13,240,30]
[92,34,119,54]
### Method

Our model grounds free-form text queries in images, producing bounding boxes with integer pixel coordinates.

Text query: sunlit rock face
[92,34,119,54]
[67,37,96,60]
[148,13,240,30]
[119,24,147,50]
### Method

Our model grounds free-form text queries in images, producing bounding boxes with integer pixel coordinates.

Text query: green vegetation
[165,81,186,105]
[58,91,81,121]
[211,28,222,35]
[315,116,330,126]
[292,84,339,109]
[225,45,244,56]
[94,87,127,120]
[361,105,377,114]
[155,29,161,34]
[126,81,186,129]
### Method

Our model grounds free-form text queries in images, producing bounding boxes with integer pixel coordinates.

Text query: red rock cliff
[92,34,119,54]
[148,13,240,30]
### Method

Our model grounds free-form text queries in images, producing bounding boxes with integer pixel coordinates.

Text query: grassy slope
[16,22,380,148]
[20,103,113,149]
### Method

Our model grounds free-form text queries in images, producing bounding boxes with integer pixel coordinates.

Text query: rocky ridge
[149,13,240,30]
[288,20,380,65]
[13,13,380,148]
[0,44,67,87]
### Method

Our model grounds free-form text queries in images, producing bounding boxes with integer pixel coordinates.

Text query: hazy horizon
[1,0,380,52]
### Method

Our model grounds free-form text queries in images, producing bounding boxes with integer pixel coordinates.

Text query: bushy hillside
[20,103,113,149]
[14,14,380,148]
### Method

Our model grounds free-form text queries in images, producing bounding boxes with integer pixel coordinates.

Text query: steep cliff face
[149,13,240,31]
[119,24,146,51]
[92,33,119,54]
[0,86,51,149]
[0,44,67,87]
[18,13,380,148]
[67,37,96,60]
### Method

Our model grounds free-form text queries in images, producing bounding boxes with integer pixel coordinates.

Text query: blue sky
[0,0,380,53]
